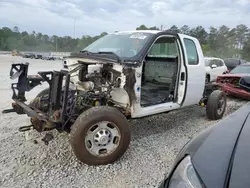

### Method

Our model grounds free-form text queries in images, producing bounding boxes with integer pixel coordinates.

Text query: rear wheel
[70,106,131,165]
[206,90,227,120]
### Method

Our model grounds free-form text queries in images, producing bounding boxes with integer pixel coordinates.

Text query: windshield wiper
[80,50,91,54]
[97,51,122,62]
[78,50,122,63]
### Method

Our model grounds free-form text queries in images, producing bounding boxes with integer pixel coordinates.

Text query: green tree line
[0,24,250,60]
[0,26,108,53]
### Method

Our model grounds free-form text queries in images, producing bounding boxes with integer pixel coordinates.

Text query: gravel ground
[0,55,248,188]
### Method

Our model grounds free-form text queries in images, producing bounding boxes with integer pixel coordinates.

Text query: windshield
[230,65,250,74]
[83,32,154,59]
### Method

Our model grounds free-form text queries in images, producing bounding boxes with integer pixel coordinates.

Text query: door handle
[181,72,185,81]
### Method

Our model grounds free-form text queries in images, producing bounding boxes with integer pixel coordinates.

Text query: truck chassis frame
[3,62,222,132]
[3,63,83,133]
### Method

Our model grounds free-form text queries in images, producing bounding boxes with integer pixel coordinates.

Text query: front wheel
[29,88,50,112]
[70,106,131,165]
[206,90,227,120]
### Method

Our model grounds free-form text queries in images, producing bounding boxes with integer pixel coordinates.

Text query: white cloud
[0,0,250,37]
[151,1,171,15]
[237,0,250,6]
[129,9,145,17]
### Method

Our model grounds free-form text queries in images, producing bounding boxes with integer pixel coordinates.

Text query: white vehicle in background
[204,57,227,83]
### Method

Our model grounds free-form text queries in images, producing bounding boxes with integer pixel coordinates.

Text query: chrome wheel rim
[85,121,121,157]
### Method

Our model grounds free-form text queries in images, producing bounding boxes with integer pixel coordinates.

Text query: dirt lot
[0,55,248,188]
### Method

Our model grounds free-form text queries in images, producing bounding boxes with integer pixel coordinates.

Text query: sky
[0,0,250,38]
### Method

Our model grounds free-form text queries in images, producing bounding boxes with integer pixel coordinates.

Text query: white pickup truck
[3,30,227,165]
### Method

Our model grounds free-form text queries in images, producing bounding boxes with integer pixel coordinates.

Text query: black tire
[36,88,50,97]
[70,106,131,165]
[29,88,50,112]
[206,90,227,120]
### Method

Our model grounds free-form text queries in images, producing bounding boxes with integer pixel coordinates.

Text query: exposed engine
[78,64,123,92]
[64,60,127,113]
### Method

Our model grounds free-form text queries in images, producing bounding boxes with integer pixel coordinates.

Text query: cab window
[184,38,199,65]
[148,37,178,58]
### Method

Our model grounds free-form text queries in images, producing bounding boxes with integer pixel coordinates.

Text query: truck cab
[64,31,206,118]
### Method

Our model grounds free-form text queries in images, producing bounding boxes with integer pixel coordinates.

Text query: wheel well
[206,74,210,83]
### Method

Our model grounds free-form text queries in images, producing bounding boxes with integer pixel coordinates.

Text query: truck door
[178,34,206,107]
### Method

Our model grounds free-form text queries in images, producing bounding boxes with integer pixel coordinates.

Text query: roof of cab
[107,30,199,43]
[110,30,195,38]
[111,30,162,34]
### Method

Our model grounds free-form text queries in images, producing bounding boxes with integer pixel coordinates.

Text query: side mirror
[211,64,217,69]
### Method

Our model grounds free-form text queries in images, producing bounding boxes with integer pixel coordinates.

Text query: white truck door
[178,34,206,107]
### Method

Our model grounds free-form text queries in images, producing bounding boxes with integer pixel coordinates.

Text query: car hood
[218,73,250,78]
[172,102,250,188]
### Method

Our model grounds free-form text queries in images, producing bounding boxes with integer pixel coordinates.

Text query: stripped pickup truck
[2,30,227,165]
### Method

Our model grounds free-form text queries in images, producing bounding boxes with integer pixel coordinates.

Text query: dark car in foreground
[216,63,250,100]
[159,88,250,187]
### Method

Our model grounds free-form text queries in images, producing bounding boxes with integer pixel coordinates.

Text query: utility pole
[56,36,58,52]
[73,17,76,39]
[161,25,163,31]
